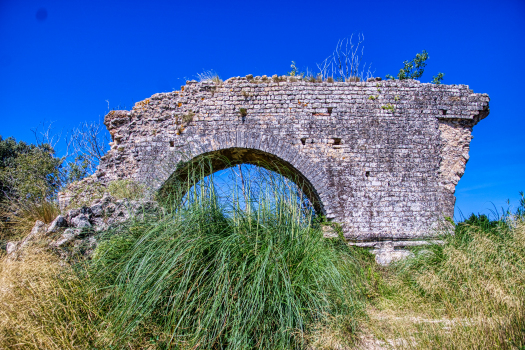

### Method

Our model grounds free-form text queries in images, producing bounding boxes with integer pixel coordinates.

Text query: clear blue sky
[1,0,524,219]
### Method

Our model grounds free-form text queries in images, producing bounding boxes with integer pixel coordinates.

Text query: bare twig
[68,120,110,174]
[317,34,374,82]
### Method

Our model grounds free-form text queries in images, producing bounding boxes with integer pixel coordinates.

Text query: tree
[67,120,110,175]
[386,50,429,80]
[0,137,62,202]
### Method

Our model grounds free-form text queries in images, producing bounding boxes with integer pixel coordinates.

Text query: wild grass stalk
[91,158,364,349]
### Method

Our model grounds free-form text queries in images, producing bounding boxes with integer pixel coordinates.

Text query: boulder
[6,241,18,255]
[6,220,47,255]
[46,215,68,234]
[51,228,80,248]
[372,242,414,266]
[71,214,91,229]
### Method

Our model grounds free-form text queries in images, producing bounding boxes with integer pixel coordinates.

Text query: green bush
[107,179,146,200]
[91,163,364,349]
[0,136,62,202]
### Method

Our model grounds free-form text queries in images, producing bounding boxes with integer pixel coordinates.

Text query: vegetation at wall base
[89,163,365,349]
[0,138,523,349]
[364,193,525,349]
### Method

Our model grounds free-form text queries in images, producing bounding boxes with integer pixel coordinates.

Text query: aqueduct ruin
[95,76,489,242]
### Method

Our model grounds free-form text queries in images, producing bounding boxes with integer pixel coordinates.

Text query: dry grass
[0,249,100,349]
[196,70,222,84]
[0,200,60,241]
[365,219,525,349]
[305,315,361,350]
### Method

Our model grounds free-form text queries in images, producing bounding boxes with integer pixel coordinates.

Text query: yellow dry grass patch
[364,221,525,349]
[0,249,100,349]
[0,200,60,241]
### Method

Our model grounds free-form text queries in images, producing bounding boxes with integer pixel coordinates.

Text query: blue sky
[1,0,524,219]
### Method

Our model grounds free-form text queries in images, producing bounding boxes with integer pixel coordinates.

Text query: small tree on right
[386,50,444,83]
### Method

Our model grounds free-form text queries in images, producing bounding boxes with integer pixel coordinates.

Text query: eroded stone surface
[46,215,67,234]
[70,78,488,241]
[372,242,414,266]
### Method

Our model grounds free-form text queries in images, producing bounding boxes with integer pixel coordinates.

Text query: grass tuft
[91,161,365,349]
[0,199,60,241]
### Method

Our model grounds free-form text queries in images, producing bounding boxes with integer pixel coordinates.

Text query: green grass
[1,153,523,349]
[90,163,365,349]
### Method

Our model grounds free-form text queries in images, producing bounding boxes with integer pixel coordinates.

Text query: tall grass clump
[369,193,525,349]
[91,158,364,349]
[0,199,60,241]
[0,249,101,349]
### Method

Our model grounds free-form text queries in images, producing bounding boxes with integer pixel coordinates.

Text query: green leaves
[0,137,62,201]
[432,72,445,84]
[386,50,444,83]
[398,50,429,80]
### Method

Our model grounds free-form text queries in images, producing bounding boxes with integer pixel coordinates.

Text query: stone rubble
[6,193,158,259]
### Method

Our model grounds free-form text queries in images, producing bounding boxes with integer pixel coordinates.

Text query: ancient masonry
[95,76,489,243]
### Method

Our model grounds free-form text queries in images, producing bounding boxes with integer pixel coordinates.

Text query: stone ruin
[69,76,490,248]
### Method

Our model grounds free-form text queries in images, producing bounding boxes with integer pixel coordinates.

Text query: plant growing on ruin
[288,61,298,76]
[182,111,195,124]
[272,75,287,83]
[107,179,146,200]
[381,103,395,112]
[196,70,222,84]
[386,50,429,80]
[432,72,445,84]
[241,90,251,99]
[316,34,374,82]
[239,108,248,117]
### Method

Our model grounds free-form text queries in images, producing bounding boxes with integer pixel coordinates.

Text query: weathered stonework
[94,76,489,241]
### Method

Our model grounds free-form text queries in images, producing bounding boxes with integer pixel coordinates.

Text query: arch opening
[158,147,325,215]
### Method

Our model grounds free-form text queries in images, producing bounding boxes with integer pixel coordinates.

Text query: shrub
[0,138,62,202]
[91,161,364,349]
[107,179,146,200]
[386,50,430,81]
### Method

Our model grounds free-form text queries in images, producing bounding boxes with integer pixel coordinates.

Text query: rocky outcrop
[5,193,159,260]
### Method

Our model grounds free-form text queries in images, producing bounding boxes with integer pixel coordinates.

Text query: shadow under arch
[158,147,326,215]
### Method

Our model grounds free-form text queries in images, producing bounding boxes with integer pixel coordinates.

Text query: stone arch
[140,131,335,219]
[159,147,326,215]
[95,80,489,241]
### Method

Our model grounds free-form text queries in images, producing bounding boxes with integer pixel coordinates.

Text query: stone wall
[94,76,489,241]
